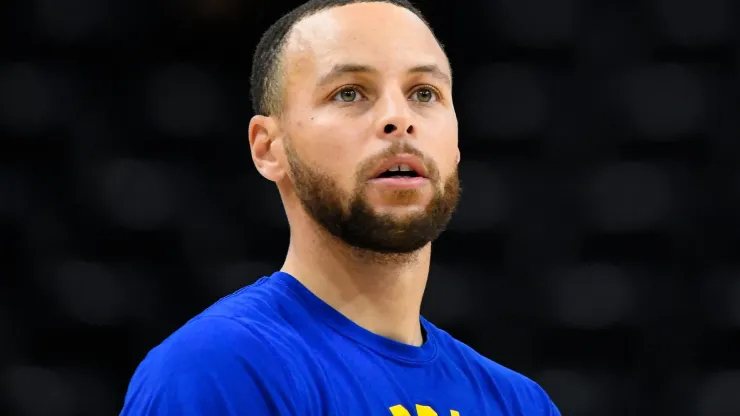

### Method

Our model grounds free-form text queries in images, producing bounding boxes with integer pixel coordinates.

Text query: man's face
[279,2,460,254]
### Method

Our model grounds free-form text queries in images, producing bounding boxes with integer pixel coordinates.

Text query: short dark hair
[250,0,436,116]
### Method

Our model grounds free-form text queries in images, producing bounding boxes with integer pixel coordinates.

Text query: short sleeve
[120,316,300,415]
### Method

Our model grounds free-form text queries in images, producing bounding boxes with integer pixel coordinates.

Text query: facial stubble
[284,138,460,260]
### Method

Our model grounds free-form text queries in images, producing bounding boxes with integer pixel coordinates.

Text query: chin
[366,192,432,208]
[372,203,428,217]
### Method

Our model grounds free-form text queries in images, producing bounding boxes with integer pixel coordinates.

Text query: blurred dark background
[2,0,740,414]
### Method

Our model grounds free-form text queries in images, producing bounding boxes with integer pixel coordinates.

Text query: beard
[284,138,460,256]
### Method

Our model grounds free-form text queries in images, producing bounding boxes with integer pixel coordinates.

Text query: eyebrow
[316,63,452,88]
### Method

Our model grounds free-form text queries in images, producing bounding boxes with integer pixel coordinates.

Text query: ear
[249,115,286,182]
[455,148,461,165]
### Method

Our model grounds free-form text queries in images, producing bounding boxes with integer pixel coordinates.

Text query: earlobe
[248,115,285,182]
[456,148,460,165]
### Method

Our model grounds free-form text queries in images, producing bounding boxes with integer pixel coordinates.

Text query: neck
[281,215,430,347]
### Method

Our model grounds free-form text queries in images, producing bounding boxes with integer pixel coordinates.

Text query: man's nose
[375,92,414,139]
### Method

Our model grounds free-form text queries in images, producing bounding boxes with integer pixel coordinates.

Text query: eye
[410,86,439,103]
[332,86,365,103]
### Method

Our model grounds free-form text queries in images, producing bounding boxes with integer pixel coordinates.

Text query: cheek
[296,123,369,180]
[433,132,459,174]
[439,152,458,181]
[298,142,361,190]
[441,119,459,166]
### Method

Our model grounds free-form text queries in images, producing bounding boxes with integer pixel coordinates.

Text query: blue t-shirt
[121,272,560,415]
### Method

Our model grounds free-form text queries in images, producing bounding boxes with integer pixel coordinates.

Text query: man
[121,0,560,414]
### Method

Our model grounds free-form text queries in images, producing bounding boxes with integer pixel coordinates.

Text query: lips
[371,155,428,179]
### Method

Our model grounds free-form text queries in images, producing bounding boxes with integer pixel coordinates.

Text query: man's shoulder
[429,323,559,414]
[142,315,297,376]
[432,326,534,384]
[121,287,314,415]
[140,278,304,375]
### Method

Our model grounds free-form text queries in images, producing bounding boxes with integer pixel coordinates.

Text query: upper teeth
[388,164,412,172]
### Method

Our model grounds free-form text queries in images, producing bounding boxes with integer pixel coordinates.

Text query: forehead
[283,3,449,80]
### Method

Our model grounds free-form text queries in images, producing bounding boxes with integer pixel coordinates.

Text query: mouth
[375,165,422,179]
[367,155,430,191]
[370,155,428,180]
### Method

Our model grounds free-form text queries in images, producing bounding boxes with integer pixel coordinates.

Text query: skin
[248,2,460,346]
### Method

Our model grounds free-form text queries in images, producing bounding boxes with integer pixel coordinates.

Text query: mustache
[357,141,439,181]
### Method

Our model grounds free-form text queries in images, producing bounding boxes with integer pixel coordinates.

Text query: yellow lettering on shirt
[389,405,460,415]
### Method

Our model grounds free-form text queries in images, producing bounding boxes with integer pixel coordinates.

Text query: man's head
[248,0,460,255]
